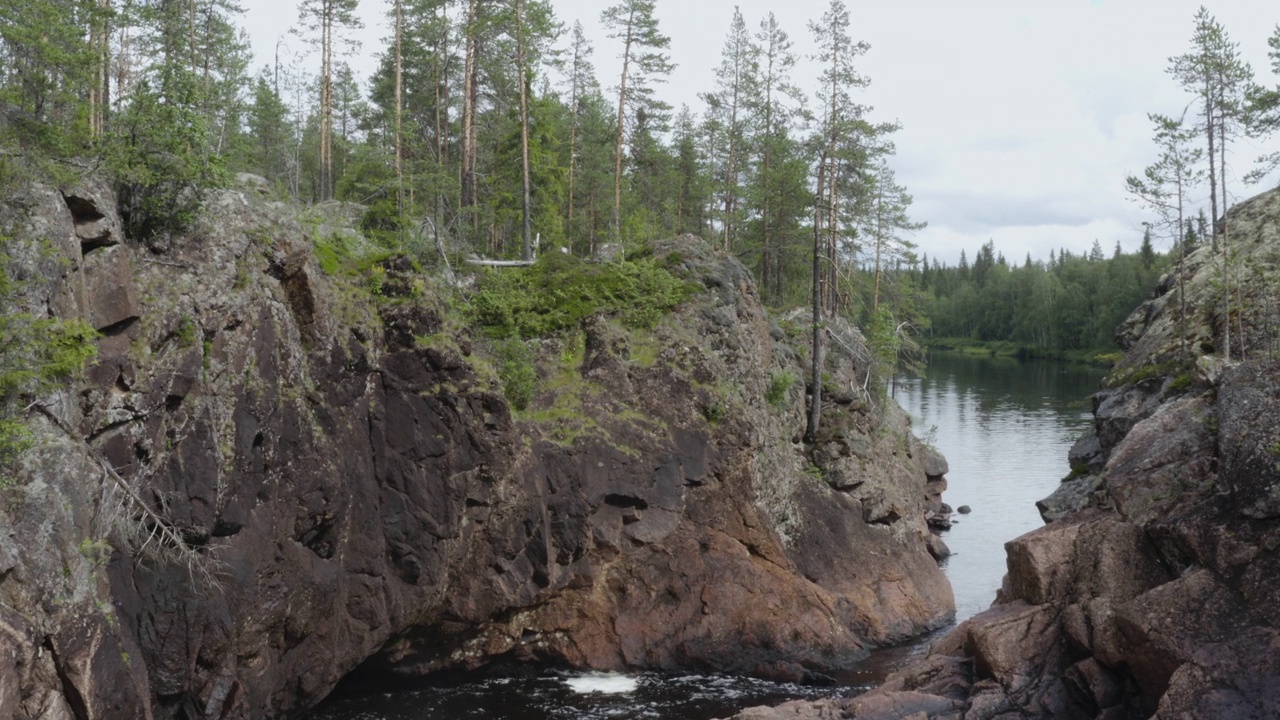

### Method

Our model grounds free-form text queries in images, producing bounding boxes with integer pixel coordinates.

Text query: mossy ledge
[0,175,953,718]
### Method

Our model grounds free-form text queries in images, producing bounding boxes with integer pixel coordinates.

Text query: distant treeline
[912,234,1175,356]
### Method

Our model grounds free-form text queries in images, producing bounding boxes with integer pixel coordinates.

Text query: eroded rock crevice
[734,186,1280,720]
[0,179,955,718]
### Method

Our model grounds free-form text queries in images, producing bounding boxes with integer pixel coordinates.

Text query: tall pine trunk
[517,0,533,261]
[460,0,479,234]
[394,0,403,217]
[806,153,828,443]
[612,9,635,245]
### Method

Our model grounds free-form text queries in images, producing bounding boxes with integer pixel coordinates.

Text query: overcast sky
[243,1,1280,266]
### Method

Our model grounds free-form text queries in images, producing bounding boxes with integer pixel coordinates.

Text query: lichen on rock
[728,185,1280,720]
[0,177,955,718]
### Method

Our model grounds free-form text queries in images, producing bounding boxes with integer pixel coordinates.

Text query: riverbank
[925,336,1121,367]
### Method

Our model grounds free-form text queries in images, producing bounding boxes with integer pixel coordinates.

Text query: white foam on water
[563,672,639,695]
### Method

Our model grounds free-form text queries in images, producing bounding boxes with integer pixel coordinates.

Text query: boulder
[1218,361,1280,518]
[923,444,949,478]
[62,175,123,252]
[82,245,141,331]
[1066,431,1104,474]
[1036,473,1102,523]
[1104,396,1216,524]
[1092,381,1162,450]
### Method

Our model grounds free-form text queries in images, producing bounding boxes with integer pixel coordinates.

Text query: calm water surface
[893,352,1103,621]
[310,353,1104,719]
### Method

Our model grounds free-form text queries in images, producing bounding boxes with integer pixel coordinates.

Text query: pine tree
[460,0,481,229]
[749,12,807,304]
[809,0,871,312]
[863,159,924,312]
[671,105,708,236]
[1245,25,1280,181]
[1169,7,1253,361]
[0,0,107,153]
[295,0,363,201]
[701,7,756,253]
[243,71,293,186]
[561,21,597,232]
[1140,227,1156,267]
[600,0,675,245]
[1169,6,1252,229]
[367,0,457,236]
[1125,113,1203,252]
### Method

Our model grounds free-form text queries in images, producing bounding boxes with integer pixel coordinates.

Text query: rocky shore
[729,187,1280,719]
[0,175,952,719]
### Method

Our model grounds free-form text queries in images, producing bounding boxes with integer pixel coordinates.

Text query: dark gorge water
[310,353,1105,720]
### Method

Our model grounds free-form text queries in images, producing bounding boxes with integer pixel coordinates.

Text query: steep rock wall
[0,178,952,719]
[732,187,1280,720]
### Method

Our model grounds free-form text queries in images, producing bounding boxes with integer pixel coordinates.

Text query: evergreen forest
[3,0,1280,370]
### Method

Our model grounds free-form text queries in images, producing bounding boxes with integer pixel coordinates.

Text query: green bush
[494,338,536,411]
[0,238,98,472]
[107,69,225,241]
[765,371,795,407]
[471,251,695,339]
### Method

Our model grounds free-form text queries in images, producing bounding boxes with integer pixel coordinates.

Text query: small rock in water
[563,672,639,694]
[926,534,951,561]
[957,505,971,514]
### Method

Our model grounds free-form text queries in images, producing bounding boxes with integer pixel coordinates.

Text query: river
[893,352,1103,622]
[309,353,1105,720]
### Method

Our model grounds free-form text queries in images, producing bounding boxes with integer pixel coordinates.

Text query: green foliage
[107,69,226,240]
[359,196,407,250]
[77,537,112,566]
[765,371,795,406]
[921,240,1171,355]
[314,236,344,276]
[703,398,727,424]
[1103,359,1184,389]
[366,265,386,296]
[176,316,198,347]
[471,251,695,339]
[0,237,98,471]
[493,338,536,411]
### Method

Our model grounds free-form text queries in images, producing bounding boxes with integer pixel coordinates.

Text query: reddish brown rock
[82,245,141,331]
[0,184,954,718]
[735,188,1280,720]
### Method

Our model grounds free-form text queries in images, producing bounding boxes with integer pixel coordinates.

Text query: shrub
[0,236,98,472]
[471,251,695,339]
[107,69,225,241]
[494,338,536,411]
[765,371,795,407]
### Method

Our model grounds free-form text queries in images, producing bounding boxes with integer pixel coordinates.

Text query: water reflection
[896,352,1105,621]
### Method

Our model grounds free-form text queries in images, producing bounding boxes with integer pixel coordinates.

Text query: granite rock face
[729,186,1280,720]
[0,180,953,718]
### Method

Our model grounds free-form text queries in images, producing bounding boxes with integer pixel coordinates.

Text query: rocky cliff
[732,187,1280,720]
[0,176,952,719]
